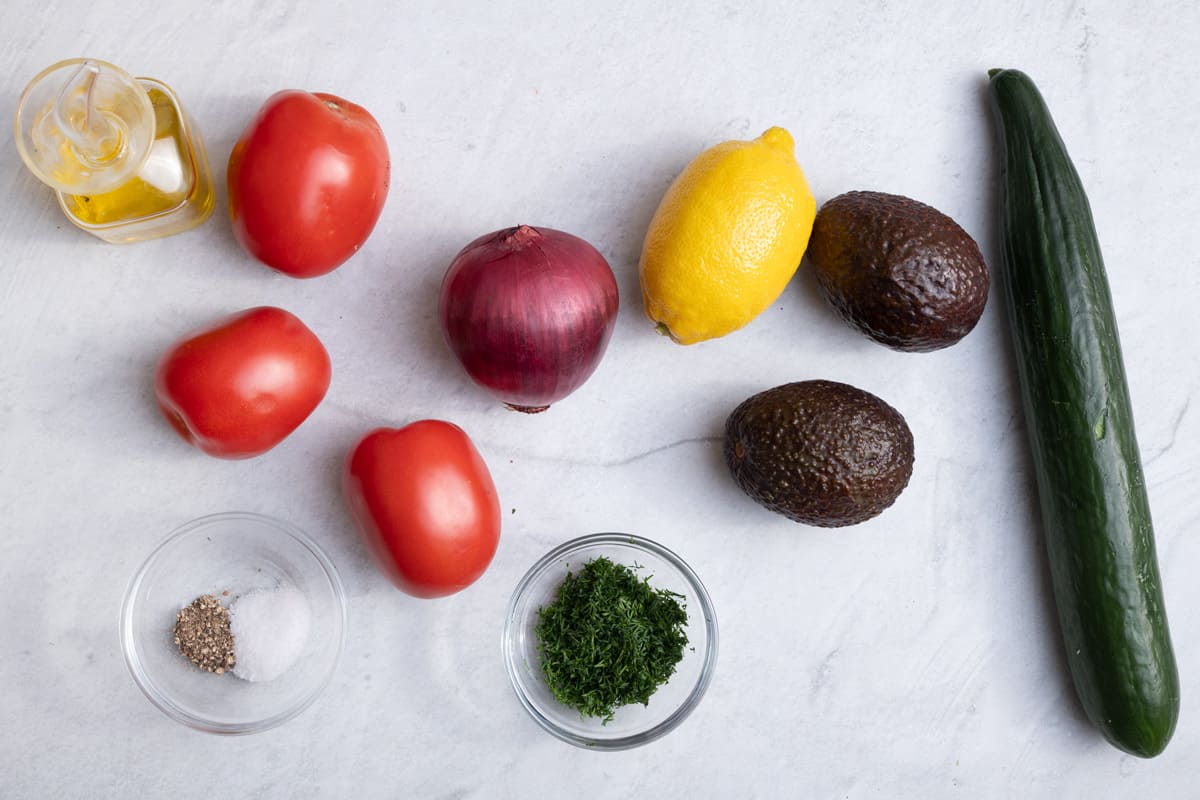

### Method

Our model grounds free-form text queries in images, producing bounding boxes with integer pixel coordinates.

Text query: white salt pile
[229,584,311,683]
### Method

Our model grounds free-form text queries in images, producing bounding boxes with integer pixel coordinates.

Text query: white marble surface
[2,1,1198,797]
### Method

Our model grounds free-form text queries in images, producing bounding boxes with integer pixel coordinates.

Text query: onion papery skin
[438,225,620,412]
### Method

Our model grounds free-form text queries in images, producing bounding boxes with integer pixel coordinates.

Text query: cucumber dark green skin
[988,69,1179,757]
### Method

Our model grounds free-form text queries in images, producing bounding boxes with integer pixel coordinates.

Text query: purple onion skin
[438,225,620,412]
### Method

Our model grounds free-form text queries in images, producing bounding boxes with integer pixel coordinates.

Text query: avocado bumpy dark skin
[724,380,914,527]
[808,191,989,353]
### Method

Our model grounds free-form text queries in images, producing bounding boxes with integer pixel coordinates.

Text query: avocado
[724,380,914,527]
[807,191,989,352]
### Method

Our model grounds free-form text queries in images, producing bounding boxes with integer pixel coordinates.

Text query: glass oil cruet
[14,58,215,243]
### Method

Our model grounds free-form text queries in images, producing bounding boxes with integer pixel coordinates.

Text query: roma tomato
[228,90,390,278]
[155,307,331,459]
[343,420,501,598]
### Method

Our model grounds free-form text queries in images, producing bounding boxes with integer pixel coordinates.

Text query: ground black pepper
[173,594,235,674]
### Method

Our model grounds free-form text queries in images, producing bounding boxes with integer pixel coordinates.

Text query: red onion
[438,225,620,413]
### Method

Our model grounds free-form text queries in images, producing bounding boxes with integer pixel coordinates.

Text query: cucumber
[988,68,1179,757]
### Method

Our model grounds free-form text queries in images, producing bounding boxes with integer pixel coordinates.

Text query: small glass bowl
[120,512,346,734]
[503,533,718,750]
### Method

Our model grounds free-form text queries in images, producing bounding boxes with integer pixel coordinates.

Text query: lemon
[639,127,816,344]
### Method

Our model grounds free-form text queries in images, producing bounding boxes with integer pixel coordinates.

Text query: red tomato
[155,307,332,459]
[343,421,501,598]
[228,90,390,278]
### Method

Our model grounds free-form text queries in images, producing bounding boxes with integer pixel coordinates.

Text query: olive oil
[58,81,215,242]
[15,59,214,243]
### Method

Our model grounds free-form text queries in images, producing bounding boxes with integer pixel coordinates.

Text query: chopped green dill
[534,556,688,723]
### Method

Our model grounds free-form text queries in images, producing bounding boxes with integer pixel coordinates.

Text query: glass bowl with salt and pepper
[121,512,346,734]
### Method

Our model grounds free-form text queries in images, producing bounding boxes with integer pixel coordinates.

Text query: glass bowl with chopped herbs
[503,533,718,749]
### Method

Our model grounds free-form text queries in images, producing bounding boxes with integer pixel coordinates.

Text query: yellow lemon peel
[639,126,816,345]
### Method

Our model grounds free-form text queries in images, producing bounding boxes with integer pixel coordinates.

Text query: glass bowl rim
[119,510,347,735]
[503,531,719,750]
